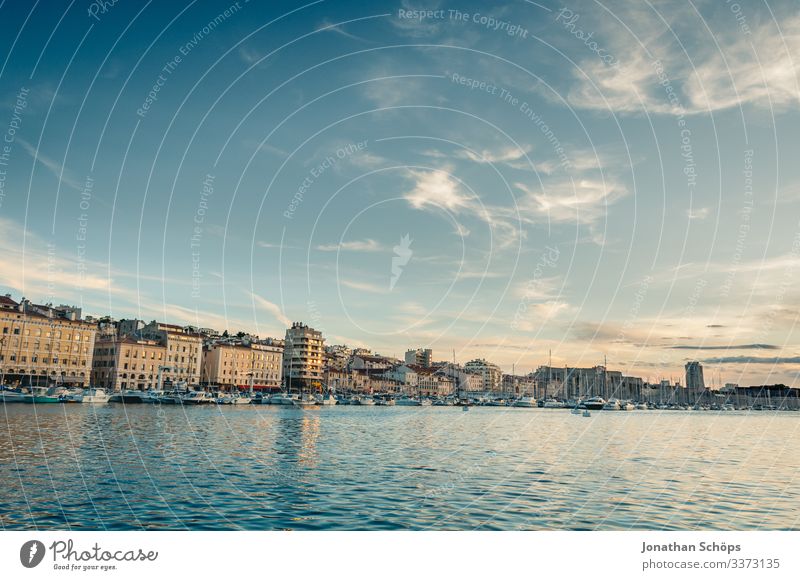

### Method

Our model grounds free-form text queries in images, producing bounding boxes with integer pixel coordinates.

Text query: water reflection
[1,405,798,530]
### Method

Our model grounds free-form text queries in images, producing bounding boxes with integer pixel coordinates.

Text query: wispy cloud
[670,344,780,350]
[702,355,800,365]
[686,207,711,221]
[340,279,388,294]
[238,45,263,65]
[316,239,385,252]
[559,6,800,115]
[316,18,367,42]
[249,291,291,327]
[0,217,114,296]
[456,144,533,169]
[404,167,473,211]
[257,241,301,250]
[515,177,628,224]
[18,138,83,190]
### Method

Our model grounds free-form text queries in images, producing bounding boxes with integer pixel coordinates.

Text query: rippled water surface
[1,404,798,530]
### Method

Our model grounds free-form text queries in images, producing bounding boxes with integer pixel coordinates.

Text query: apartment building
[202,340,283,391]
[0,295,96,387]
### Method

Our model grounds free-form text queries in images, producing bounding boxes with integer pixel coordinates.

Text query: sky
[1,0,799,386]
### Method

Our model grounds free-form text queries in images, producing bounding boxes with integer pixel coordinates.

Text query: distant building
[0,295,97,387]
[383,364,418,387]
[324,368,369,393]
[92,332,167,391]
[404,348,432,368]
[410,365,453,397]
[139,321,203,386]
[532,365,635,400]
[351,354,395,372]
[501,374,536,397]
[437,363,483,394]
[283,322,324,390]
[324,344,351,370]
[202,340,282,392]
[464,358,502,392]
[685,361,705,392]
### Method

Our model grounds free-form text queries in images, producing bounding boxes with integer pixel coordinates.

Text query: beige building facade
[283,322,324,390]
[0,296,96,387]
[92,332,168,391]
[202,341,283,391]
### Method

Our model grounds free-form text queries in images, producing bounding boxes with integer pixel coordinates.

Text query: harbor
[1,402,797,530]
[2,384,797,412]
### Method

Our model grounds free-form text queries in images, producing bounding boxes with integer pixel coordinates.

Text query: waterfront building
[501,374,536,397]
[138,321,203,386]
[324,344,351,370]
[464,358,502,392]
[411,365,453,397]
[532,365,628,400]
[0,295,97,387]
[351,353,395,372]
[722,382,739,392]
[323,368,371,393]
[92,329,168,391]
[619,375,644,400]
[383,364,418,387]
[202,339,282,392]
[641,380,691,405]
[438,363,483,395]
[685,361,705,392]
[369,376,403,394]
[283,322,325,391]
[404,348,432,368]
[729,384,799,409]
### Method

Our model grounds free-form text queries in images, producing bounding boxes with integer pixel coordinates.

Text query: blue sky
[1,0,799,386]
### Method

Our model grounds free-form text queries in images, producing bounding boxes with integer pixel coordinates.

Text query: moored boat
[157,391,185,405]
[512,396,537,408]
[81,388,109,404]
[181,391,213,405]
[293,393,318,407]
[22,386,61,404]
[351,395,375,406]
[582,397,606,410]
[61,388,84,403]
[108,390,147,404]
[270,392,299,405]
[0,388,26,403]
[542,398,565,408]
[395,396,421,406]
[317,393,338,405]
[230,394,252,405]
